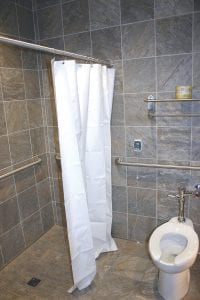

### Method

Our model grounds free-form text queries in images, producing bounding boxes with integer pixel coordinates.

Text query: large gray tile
[23,212,43,246]
[112,212,127,239]
[0,197,20,235]
[192,127,200,161]
[42,68,54,99]
[46,99,57,127]
[112,185,127,213]
[129,214,156,242]
[53,179,64,203]
[194,0,200,11]
[5,101,29,134]
[37,178,51,208]
[113,60,123,94]
[111,95,124,126]
[156,15,192,56]
[0,248,3,269]
[0,0,18,37]
[111,157,127,186]
[48,127,59,154]
[62,0,89,35]
[27,100,43,128]
[157,168,191,191]
[122,21,155,59]
[14,166,35,194]
[189,196,200,224]
[1,69,25,101]
[194,12,200,52]
[91,26,121,60]
[157,190,181,220]
[0,103,6,136]
[0,177,15,204]
[30,127,46,156]
[124,58,156,93]
[157,127,191,161]
[64,32,91,56]
[155,0,194,18]
[0,44,22,69]
[126,127,156,159]
[0,136,11,170]
[89,0,120,30]
[127,163,157,189]
[37,4,62,40]
[41,203,54,232]
[193,53,200,91]
[18,186,39,220]
[125,93,156,126]
[121,0,154,24]
[9,131,32,164]
[111,126,125,156]
[0,224,25,264]
[17,5,35,40]
[24,70,41,99]
[16,0,33,10]
[54,202,66,226]
[157,54,192,92]
[128,187,156,217]
[35,0,61,9]
[34,154,49,183]
[40,37,64,50]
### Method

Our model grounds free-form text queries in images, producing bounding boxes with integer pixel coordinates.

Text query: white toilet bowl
[149,217,199,300]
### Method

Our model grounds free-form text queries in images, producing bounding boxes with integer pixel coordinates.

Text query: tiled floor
[0,225,200,300]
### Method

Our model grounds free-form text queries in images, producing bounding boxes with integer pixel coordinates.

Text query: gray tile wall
[0,0,54,270]
[33,0,200,242]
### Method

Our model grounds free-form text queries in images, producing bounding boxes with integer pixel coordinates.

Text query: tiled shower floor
[0,226,199,300]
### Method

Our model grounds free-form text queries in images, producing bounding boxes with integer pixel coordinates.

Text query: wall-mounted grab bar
[115,158,200,171]
[144,99,200,102]
[0,157,42,180]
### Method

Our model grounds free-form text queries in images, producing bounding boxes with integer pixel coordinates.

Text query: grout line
[87,0,93,57]
[154,0,158,227]
[118,0,128,240]
[14,5,28,247]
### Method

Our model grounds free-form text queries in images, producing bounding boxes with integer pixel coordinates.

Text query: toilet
[149,217,199,300]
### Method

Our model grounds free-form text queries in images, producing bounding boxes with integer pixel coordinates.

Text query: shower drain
[27,277,41,287]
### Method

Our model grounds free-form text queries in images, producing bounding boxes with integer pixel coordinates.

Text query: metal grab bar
[115,158,200,170]
[148,112,200,118]
[0,157,42,180]
[144,99,200,102]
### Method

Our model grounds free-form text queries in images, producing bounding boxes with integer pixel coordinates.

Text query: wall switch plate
[133,139,142,152]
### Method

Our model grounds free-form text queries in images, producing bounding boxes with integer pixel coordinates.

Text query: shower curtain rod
[0,36,113,67]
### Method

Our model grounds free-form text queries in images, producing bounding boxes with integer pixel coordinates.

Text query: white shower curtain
[51,60,117,291]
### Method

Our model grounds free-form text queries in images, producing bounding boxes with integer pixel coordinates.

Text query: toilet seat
[149,221,199,273]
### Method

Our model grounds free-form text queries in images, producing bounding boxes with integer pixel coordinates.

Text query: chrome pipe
[0,36,113,67]
[0,157,42,180]
[115,158,200,170]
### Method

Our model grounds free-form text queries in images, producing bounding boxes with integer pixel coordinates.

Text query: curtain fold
[51,60,117,291]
